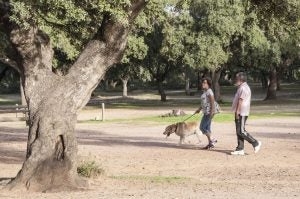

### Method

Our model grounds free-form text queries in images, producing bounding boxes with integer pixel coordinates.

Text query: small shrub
[77,161,105,178]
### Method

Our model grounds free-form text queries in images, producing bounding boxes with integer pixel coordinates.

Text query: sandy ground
[0,109,299,199]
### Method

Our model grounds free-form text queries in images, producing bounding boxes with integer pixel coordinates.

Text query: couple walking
[195,72,262,155]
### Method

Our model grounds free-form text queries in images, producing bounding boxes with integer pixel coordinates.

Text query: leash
[181,113,197,122]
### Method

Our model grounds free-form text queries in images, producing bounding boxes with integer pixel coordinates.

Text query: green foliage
[2,0,300,90]
[77,161,104,178]
[185,0,246,70]
[9,0,134,68]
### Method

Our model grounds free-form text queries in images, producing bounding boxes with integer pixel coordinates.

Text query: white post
[101,103,105,121]
[15,104,18,118]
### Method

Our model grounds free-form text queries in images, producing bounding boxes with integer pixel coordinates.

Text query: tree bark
[261,71,268,90]
[158,81,166,102]
[276,66,284,91]
[2,0,146,192]
[211,68,222,102]
[197,71,200,90]
[265,68,277,100]
[121,78,129,97]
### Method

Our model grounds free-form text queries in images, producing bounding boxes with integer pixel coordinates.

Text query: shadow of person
[198,148,233,155]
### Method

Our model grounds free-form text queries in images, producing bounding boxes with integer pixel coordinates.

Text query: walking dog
[163,121,201,145]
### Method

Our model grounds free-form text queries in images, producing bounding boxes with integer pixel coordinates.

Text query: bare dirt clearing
[0,107,299,198]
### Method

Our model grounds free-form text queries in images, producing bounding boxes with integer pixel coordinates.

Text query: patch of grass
[85,98,300,110]
[77,161,105,178]
[0,100,21,106]
[109,175,189,183]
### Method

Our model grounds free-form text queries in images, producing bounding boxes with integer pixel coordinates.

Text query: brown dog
[163,121,201,145]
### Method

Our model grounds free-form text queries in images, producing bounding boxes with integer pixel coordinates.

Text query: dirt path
[0,115,299,198]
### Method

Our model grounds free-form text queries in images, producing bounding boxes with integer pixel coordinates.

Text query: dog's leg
[195,131,202,144]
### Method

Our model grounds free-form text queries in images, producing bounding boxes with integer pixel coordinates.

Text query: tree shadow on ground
[0,147,26,164]
[77,129,232,155]
[250,123,300,130]
[253,131,300,140]
[0,126,233,166]
[88,96,200,108]
[0,127,27,143]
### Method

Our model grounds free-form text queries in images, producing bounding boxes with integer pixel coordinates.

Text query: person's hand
[235,112,239,119]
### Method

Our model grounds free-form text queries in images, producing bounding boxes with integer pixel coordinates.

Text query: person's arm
[195,107,202,114]
[209,94,215,118]
[235,98,243,119]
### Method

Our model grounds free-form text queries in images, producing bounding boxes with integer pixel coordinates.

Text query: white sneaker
[254,141,262,153]
[231,150,245,155]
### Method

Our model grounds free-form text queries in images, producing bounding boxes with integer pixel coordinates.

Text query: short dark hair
[236,72,247,82]
[201,77,212,88]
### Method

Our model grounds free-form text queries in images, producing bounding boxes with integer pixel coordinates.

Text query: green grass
[0,100,21,106]
[85,98,300,110]
[77,161,105,178]
[109,175,189,183]
[82,112,300,125]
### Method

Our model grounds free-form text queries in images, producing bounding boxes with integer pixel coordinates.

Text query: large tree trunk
[121,78,129,97]
[261,71,268,90]
[2,0,146,192]
[265,68,277,100]
[9,92,82,191]
[185,75,190,96]
[185,79,190,95]
[276,67,283,91]
[104,79,109,91]
[197,71,201,90]
[211,68,222,102]
[158,81,166,102]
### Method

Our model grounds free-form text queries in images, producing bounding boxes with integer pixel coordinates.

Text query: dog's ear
[163,124,175,137]
[163,125,171,135]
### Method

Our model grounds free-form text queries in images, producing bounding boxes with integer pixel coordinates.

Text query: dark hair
[201,77,212,88]
[236,72,247,82]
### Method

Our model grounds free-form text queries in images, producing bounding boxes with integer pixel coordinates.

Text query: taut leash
[181,113,197,123]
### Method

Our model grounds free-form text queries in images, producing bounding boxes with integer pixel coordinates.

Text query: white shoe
[231,150,245,155]
[254,141,262,153]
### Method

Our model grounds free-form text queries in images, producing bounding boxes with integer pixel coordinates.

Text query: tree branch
[65,0,147,109]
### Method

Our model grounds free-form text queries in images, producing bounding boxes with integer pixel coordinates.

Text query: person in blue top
[195,77,218,149]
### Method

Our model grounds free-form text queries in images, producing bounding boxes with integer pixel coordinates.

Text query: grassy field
[1,83,299,109]
[82,112,300,125]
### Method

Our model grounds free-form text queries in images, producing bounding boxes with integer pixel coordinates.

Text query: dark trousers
[235,115,258,150]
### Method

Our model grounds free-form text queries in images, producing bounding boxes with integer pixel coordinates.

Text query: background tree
[186,0,245,101]
[105,34,148,97]
[246,0,300,100]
